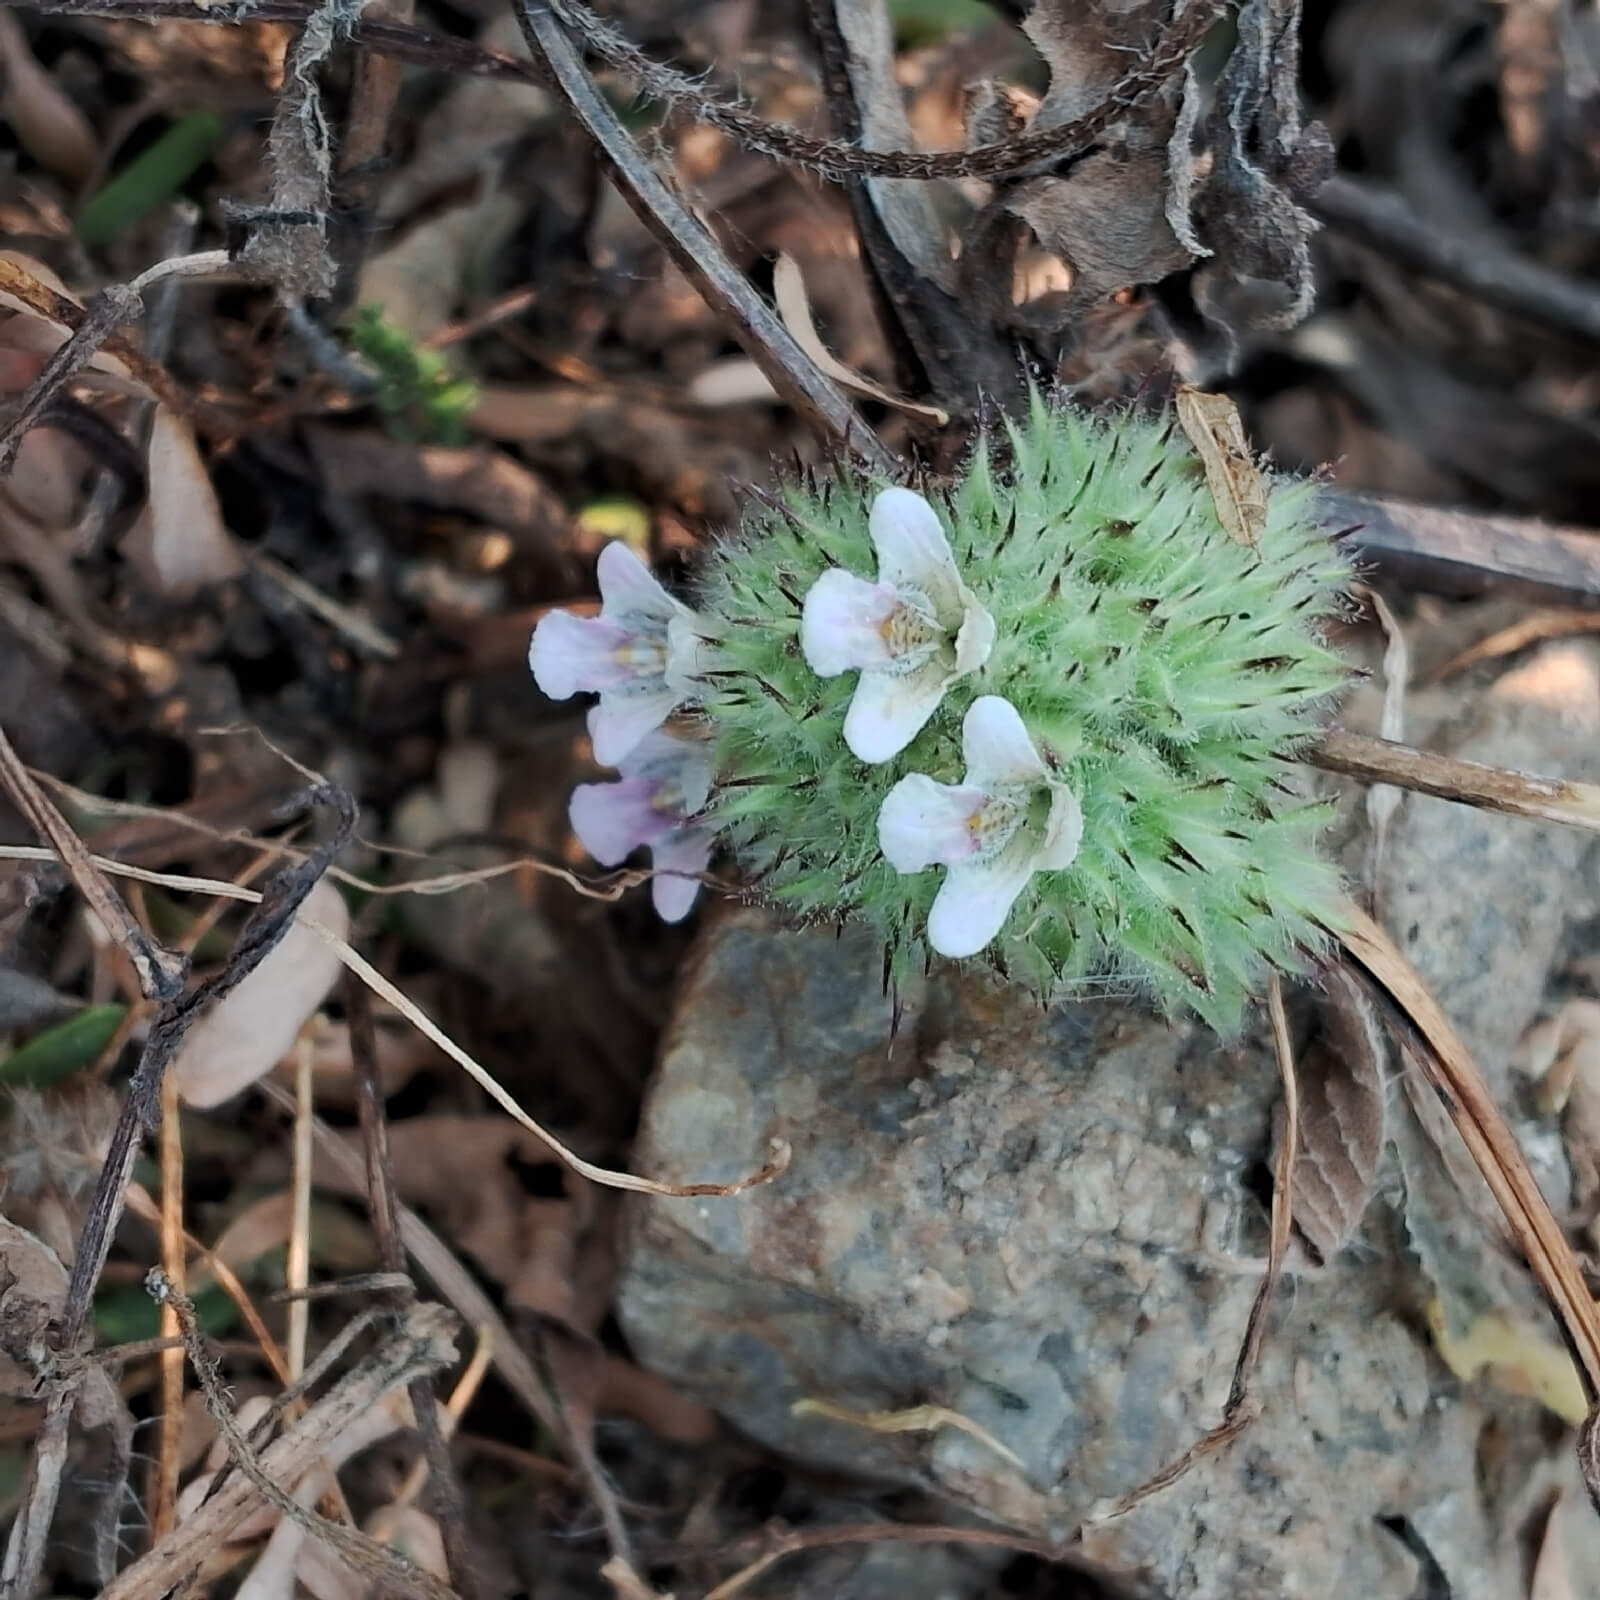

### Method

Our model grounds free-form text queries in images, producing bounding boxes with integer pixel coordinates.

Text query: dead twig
[1306,729,1600,835]
[1323,489,1600,608]
[21,0,1218,184]
[348,975,481,1600]
[0,250,233,473]
[0,760,348,1598]
[261,1077,566,1438]
[1311,175,1600,345]
[149,1272,457,1600]
[557,0,1224,182]
[151,1063,185,1544]
[0,283,140,474]
[513,0,894,471]
[100,1291,462,1600]
[1429,609,1600,682]
[699,1521,1092,1600]
[1336,903,1600,1499]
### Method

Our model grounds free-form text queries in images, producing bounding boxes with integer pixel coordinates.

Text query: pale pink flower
[878,696,1082,958]
[529,542,706,767]
[800,487,994,763]
[568,731,715,923]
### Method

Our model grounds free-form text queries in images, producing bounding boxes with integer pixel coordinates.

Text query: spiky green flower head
[689,390,1354,1032]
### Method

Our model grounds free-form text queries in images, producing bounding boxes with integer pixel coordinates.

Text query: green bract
[692,392,1353,1030]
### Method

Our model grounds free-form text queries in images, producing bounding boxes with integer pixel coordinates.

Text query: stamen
[876,595,941,661]
[965,791,1027,860]
[611,635,668,676]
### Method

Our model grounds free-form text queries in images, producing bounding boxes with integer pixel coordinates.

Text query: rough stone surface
[1373,641,1600,1095]
[616,639,1600,1599]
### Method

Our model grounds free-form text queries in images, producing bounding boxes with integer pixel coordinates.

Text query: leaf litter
[1,0,1600,1594]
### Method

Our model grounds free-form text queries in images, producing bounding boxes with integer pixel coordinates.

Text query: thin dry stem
[0,841,789,1198]
[123,1180,293,1387]
[287,1037,314,1379]
[348,973,481,1599]
[1335,906,1600,1402]
[101,1295,462,1600]
[393,1326,494,1510]
[266,1077,564,1437]
[557,0,1224,181]
[1308,728,1600,835]
[150,1273,459,1600]
[700,1522,1083,1600]
[152,1065,185,1543]
[514,0,896,474]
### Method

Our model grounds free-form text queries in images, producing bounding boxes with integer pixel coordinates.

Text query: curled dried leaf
[772,254,948,423]
[120,407,245,596]
[1287,965,1387,1263]
[174,878,349,1109]
[0,11,97,185]
[1176,386,1268,548]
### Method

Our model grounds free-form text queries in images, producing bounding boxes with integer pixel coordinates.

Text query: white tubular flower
[528,542,706,767]
[800,487,995,763]
[567,731,715,923]
[878,696,1082,958]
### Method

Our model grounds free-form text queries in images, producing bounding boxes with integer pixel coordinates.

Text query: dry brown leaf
[119,407,245,596]
[293,1010,436,1106]
[174,877,349,1109]
[1339,903,1600,1407]
[772,253,947,424]
[1288,965,1388,1263]
[316,1114,574,1305]
[0,10,97,184]
[1175,386,1268,548]
[303,425,569,558]
[374,10,551,226]
[198,1189,295,1279]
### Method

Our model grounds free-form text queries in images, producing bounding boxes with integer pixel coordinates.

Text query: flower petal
[664,612,711,693]
[843,661,949,763]
[953,590,997,677]
[596,541,680,628]
[568,776,665,866]
[800,568,896,677]
[878,774,985,872]
[588,686,680,767]
[649,827,713,923]
[927,856,1036,958]
[528,610,632,701]
[960,696,1048,788]
[869,488,959,602]
[1038,785,1084,871]
[626,730,715,807]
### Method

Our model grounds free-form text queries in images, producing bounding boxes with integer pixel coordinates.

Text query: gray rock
[620,916,1457,1597]
[618,639,1600,1599]
[1372,641,1600,1096]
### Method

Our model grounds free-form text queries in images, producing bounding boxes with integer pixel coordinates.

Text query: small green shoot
[1,1005,127,1088]
[347,306,479,445]
[77,110,223,248]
